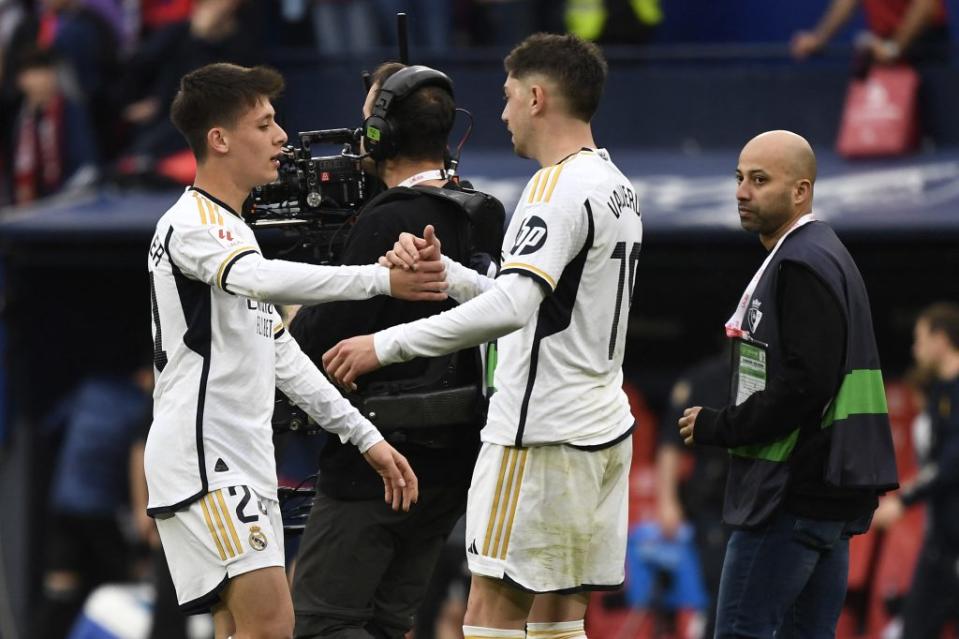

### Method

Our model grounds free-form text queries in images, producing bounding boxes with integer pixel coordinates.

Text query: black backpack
[372,182,506,270]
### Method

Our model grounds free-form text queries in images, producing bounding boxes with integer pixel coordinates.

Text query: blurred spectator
[3,0,120,160]
[34,0,118,100]
[33,366,153,639]
[566,0,661,45]
[140,0,192,36]
[115,0,259,164]
[655,349,730,638]
[791,0,950,65]
[2,47,97,206]
[0,0,26,69]
[79,0,129,48]
[872,302,959,638]
[0,0,29,202]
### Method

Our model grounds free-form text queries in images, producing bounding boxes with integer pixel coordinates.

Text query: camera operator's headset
[362,65,454,162]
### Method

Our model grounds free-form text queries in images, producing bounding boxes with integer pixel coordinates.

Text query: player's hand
[379,225,444,270]
[362,440,419,511]
[323,334,381,391]
[678,406,702,446]
[871,494,905,530]
[790,30,824,59]
[868,37,901,64]
[388,255,447,302]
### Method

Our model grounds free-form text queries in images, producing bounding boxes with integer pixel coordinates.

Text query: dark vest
[723,221,898,527]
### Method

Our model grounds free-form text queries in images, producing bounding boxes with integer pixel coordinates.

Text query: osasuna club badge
[249,525,268,551]
[747,299,763,333]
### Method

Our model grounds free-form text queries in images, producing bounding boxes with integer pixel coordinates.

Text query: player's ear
[530,85,546,116]
[207,127,229,156]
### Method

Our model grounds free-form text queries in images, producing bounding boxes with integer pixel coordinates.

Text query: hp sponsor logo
[510,216,548,256]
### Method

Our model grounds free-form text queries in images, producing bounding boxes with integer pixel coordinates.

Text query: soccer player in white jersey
[145,63,446,639]
[324,34,643,639]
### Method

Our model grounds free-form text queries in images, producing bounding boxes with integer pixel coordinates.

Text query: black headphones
[362,65,454,162]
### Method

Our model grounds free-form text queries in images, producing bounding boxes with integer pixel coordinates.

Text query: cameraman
[289,63,484,639]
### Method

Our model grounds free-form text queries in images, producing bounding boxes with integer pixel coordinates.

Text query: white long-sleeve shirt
[376,149,643,448]
[145,187,383,513]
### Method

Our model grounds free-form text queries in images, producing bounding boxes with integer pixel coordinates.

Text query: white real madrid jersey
[145,187,382,514]
[488,148,643,447]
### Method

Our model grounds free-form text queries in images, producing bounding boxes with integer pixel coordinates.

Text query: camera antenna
[397,13,410,64]
[447,107,474,179]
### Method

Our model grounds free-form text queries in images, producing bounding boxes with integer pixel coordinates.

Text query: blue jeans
[714,510,871,638]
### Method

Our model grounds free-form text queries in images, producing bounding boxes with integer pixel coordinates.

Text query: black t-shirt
[290,185,482,500]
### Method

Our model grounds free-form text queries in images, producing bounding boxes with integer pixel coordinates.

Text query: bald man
[678,131,897,638]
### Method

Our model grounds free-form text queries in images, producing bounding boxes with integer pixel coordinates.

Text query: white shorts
[464,437,632,593]
[155,486,285,613]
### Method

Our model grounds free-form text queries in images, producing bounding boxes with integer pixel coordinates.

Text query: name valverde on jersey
[487,148,643,448]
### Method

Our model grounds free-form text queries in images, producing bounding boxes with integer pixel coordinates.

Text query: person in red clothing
[791,0,949,64]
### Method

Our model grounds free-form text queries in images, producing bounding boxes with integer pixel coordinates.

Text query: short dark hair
[369,62,455,162]
[504,33,608,122]
[15,46,59,74]
[170,63,284,161]
[919,302,959,350]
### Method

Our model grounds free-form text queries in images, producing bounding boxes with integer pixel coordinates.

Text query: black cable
[448,108,474,179]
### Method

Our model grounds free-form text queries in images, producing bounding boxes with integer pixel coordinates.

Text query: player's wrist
[880,39,901,60]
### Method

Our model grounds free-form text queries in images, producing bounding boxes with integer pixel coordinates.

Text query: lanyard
[398,169,447,188]
[725,213,816,338]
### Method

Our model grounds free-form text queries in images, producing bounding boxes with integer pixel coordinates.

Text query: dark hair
[369,62,455,162]
[504,33,608,122]
[170,63,284,162]
[919,302,959,350]
[15,46,60,73]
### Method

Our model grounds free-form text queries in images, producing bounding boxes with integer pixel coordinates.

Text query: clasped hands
[323,226,444,391]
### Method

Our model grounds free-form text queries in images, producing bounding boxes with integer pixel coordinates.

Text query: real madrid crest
[249,525,268,551]
[747,298,763,333]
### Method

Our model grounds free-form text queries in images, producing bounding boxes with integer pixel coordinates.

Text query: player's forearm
[225,255,390,304]
[374,274,543,365]
[655,445,682,506]
[893,0,937,51]
[813,0,859,42]
[442,255,495,303]
[275,342,382,452]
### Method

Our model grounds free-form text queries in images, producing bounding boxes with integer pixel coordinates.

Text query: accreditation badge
[729,335,768,406]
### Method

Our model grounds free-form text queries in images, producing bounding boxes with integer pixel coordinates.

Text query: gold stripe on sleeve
[207,494,236,558]
[533,167,553,202]
[215,246,258,290]
[200,496,227,561]
[193,194,208,225]
[273,321,285,335]
[543,163,566,203]
[482,447,512,556]
[497,448,528,559]
[499,262,557,289]
[215,490,244,556]
[526,170,544,204]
